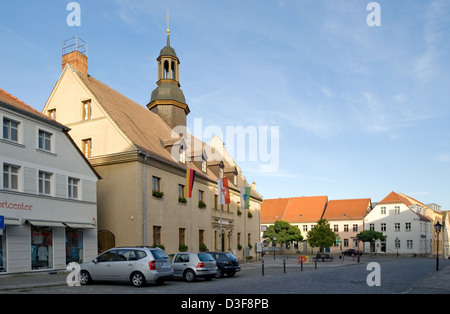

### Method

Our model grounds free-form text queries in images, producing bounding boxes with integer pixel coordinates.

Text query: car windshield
[198,253,215,261]
[224,253,236,260]
[151,249,169,260]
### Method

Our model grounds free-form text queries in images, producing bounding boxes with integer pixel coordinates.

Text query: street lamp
[395,237,399,258]
[434,221,442,271]
[273,236,277,260]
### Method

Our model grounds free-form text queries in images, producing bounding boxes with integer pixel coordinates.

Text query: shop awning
[5,218,21,225]
[64,222,96,229]
[27,220,66,227]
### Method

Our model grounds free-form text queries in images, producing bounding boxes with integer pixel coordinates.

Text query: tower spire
[166,10,170,46]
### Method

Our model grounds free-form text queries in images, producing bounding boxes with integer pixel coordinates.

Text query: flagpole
[190,193,193,251]
[220,204,223,252]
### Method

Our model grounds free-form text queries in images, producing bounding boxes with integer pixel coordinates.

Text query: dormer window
[47,109,56,120]
[179,146,186,163]
[202,158,207,172]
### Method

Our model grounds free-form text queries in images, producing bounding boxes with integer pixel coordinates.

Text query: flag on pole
[185,167,196,198]
[240,186,251,209]
[218,177,230,205]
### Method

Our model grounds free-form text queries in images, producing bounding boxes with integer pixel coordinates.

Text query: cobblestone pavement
[0,255,448,294]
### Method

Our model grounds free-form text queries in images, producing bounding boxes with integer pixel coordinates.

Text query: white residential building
[364,191,433,256]
[0,88,100,273]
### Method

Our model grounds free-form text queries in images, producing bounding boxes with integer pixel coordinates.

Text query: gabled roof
[378,191,412,206]
[323,198,371,220]
[0,88,67,130]
[377,191,432,222]
[261,196,328,224]
[0,87,101,179]
[68,68,261,200]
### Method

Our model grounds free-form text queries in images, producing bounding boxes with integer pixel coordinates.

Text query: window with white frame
[381,206,386,215]
[38,130,52,151]
[3,118,19,142]
[353,224,358,232]
[394,223,400,232]
[407,240,413,249]
[405,222,411,232]
[394,206,400,215]
[38,171,52,195]
[68,177,79,199]
[381,223,386,232]
[3,164,19,190]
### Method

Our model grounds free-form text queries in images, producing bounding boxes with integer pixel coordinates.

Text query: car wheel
[184,269,196,282]
[131,272,146,287]
[215,268,223,278]
[80,270,92,285]
[227,271,236,277]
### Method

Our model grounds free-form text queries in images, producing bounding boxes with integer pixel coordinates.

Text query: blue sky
[1,0,450,209]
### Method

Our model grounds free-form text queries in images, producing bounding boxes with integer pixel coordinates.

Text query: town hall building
[42,32,263,260]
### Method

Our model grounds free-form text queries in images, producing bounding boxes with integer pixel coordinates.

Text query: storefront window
[31,227,53,270]
[0,231,6,272]
[66,229,83,264]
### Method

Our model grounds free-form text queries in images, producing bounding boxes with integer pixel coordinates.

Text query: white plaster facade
[0,96,99,273]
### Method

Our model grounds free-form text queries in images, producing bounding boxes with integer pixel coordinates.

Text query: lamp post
[273,236,277,260]
[395,237,399,258]
[434,221,442,271]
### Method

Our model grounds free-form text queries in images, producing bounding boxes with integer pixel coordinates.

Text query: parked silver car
[80,247,173,287]
[169,252,217,282]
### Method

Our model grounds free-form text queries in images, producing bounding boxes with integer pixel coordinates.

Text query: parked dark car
[207,252,240,278]
[342,249,362,256]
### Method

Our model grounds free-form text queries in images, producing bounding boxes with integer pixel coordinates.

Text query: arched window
[164,60,170,79]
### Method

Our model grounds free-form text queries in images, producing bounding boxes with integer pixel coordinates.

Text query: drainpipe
[139,151,149,246]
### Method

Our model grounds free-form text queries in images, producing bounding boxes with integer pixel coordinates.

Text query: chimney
[62,37,88,75]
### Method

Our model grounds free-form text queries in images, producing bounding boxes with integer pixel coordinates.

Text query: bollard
[262,259,264,276]
[315,259,317,269]
[301,260,303,271]
[283,259,286,274]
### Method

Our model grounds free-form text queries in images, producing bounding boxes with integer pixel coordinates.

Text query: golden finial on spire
[166,10,170,35]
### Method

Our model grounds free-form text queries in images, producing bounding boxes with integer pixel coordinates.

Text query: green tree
[262,220,303,245]
[307,219,336,253]
[357,230,386,255]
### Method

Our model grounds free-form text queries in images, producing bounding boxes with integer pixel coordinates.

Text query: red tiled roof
[0,88,66,128]
[378,191,412,206]
[261,196,328,224]
[323,198,371,220]
[260,198,290,224]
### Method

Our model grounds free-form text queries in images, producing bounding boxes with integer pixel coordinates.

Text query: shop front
[0,194,97,274]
